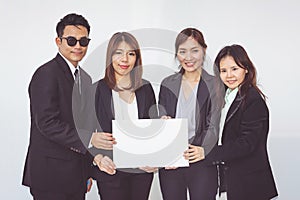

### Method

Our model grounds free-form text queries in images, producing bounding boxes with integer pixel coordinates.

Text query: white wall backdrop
[0,0,299,199]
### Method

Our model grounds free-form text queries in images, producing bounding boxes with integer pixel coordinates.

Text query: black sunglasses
[60,36,91,47]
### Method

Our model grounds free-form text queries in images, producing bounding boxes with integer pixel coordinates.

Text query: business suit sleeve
[30,67,87,154]
[199,85,221,155]
[206,96,268,164]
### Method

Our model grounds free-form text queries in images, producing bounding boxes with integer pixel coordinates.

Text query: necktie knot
[74,69,79,78]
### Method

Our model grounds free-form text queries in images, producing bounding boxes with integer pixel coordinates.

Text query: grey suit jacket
[158,69,221,154]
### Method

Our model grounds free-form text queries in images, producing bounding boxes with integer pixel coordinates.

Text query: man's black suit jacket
[22,53,92,194]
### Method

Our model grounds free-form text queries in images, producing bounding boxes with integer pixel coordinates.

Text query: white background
[1,0,299,199]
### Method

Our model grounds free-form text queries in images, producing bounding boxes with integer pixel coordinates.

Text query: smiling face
[112,41,137,80]
[177,37,205,73]
[219,56,248,90]
[55,25,89,67]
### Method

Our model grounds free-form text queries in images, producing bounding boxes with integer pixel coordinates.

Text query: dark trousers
[30,188,85,200]
[159,162,218,200]
[96,171,153,200]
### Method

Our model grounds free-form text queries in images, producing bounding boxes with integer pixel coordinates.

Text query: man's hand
[94,154,116,175]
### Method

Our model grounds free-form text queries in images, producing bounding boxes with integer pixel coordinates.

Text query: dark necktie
[73,69,82,121]
[74,68,81,94]
[74,69,79,79]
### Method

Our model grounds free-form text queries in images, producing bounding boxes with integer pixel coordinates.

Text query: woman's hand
[139,166,158,173]
[164,166,178,170]
[91,131,116,150]
[184,144,205,163]
[161,115,171,119]
[94,154,116,175]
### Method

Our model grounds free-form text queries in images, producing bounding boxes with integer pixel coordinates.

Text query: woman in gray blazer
[158,28,220,200]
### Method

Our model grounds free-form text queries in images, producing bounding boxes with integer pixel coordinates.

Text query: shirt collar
[225,87,238,104]
[59,52,79,80]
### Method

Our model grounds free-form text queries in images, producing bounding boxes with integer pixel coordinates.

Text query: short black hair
[56,13,90,37]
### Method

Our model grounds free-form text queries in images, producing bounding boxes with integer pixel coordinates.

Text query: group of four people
[22,13,278,200]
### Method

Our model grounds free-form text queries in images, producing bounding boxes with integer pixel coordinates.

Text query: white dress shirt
[112,91,138,120]
[216,87,238,200]
[218,87,238,146]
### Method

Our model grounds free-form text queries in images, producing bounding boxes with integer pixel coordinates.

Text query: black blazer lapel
[196,79,209,115]
[225,94,243,124]
[136,86,145,119]
[55,53,74,87]
[102,82,115,120]
[194,78,209,136]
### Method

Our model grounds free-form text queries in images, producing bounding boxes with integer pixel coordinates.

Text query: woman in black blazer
[201,44,278,200]
[158,28,220,200]
[90,32,158,200]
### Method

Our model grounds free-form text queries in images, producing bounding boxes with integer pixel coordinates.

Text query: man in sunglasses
[22,13,93,200]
